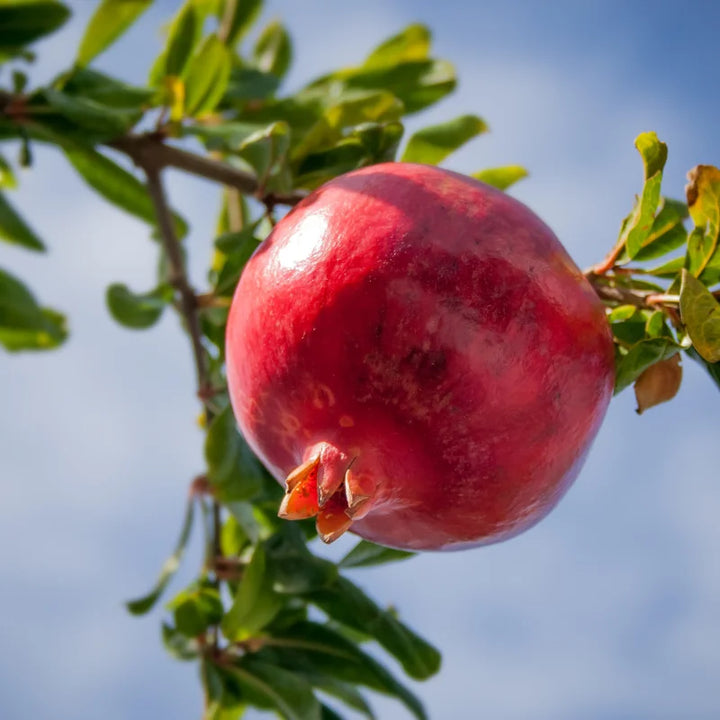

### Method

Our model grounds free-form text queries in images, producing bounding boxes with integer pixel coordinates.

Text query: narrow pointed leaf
[184,35,232,116]
[621,132,668,260]
[306,576,441,680]
[63,147,187,237]
[230,659,322,720]
[472,165,528,191]
[253,21,292,79]
[0,192,45,251]
[401,114,487,165]
[0,153,17,189]
[0,0,70,51]
[76,0,153,67]
[126,494,195,614]
[221,545,283,640]
[218,0,262,46]
[340,540,414,569]
[679,269,720,362]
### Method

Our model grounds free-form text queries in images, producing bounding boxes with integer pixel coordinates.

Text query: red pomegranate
[226,163,614,550]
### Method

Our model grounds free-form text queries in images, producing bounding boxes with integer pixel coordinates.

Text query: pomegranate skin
[226,163,615,551]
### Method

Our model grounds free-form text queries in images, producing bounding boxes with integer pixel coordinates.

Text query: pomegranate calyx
[278,457,319,520]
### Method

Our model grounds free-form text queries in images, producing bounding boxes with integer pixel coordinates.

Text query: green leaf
[214,226,262,296]
[401,114,487,165]
[340,59,456,115]
[106,283,173,329]
[76,0,152,67]
[472,165,528,191]
[205,405,267,502]
[217,0,262,46]
[265,527,338,594]
[685,165,720,276]
[0,153,17,189]
[0,0,70,52]
[614,337,681,394]
[685,346,720,391]
[167,583,224,637]
[161,622,199,660]
[645,255,685,279]
[224,66,280,103]
[339,540,415,569]
[230,659,322,720]
[620,132,668,260]
[679,269,720,363]
[221,545,283,640]
[264,621,426,720]
[313,678,374,719]
[253,20,292,79]
[630,198,688,262]
[44,88,140,140]
[126,494,195,614]
[0,267,66,351]
[62,147,187,237]
[0,192,44,251]
[306,576,441,681]
[236,121,290,186]
[165,0,204,78]
[61,68,156,109]
[183,34,232,116]
[363,24,431,70]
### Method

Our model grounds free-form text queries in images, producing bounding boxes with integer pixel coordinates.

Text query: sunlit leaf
[0,153,17,189]
[401,114,487,165]
[76,0,153,67]
[363,24,430,69]
[614,337,681,393]
[472,165,528,191]
[0,267,66,351]
[620,132,667,260]
[0,192,44,251]
[184,34,232,116]
[685,165,720,278]
[167,583,224,637]
[217,0,262,46]
[679,268,720,362]
[126,494,195,614]
[253,20,292,79]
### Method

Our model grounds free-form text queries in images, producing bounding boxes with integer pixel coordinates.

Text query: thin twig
[111,134,307,206]
[145,167,210,395]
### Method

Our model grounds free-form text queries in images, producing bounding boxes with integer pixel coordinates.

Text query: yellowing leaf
[685,165,720,276]
[679,269,720,363]
[363,24,431,69]
[621,132,668,259]
[472,165,528,191]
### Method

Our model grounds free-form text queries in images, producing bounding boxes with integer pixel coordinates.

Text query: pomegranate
[226,163,614,550]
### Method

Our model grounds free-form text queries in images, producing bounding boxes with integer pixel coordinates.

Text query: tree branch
[144,167,211,400]
[110,134,307,206]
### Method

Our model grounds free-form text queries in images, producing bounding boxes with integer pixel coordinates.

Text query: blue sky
[1,1,720,718]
